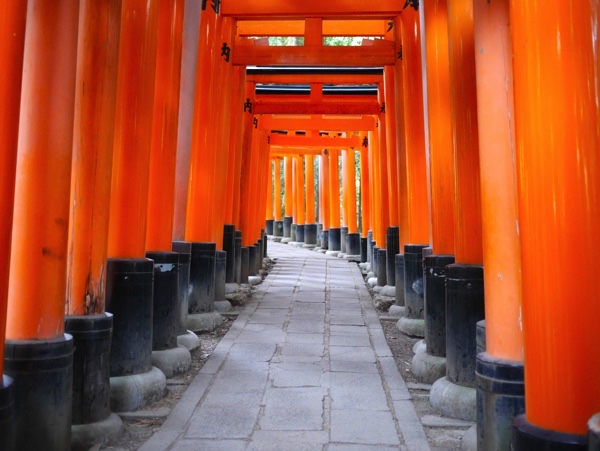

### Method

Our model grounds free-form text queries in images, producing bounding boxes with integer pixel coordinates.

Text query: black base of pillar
[395,254,405,306]
[296,224,305,243]
[214,250,226,302]
[5,335,74,451]
[248,245,257,276]
[266,219,274,235]
[360,237,368,263]
[386,227,400,285]
[367,231,373,263]
[476,353,525,451]
[65,313,113,425]
[304,224,317,245]
[329,228,341,251]
[274,220,284,237]
[234,231,242,284]
[189,243,216,314]
[346,233,361,256]
[372,246,379,274]
[106,258,154,376]
[223,225,236,284]
[377,249,387,286]
[445,264,485,387]
[241,246,249,283]
[424,254,455,357]
[283,216,293,238]
[404,244,429,319]
[146,251,180,351]
[512,415,587,451]
[340,226,348,254]
[477,320,486,354]
[172,241,191,335]
[0,375,15,451]
[321,230,329,250]
[254,241,262,273]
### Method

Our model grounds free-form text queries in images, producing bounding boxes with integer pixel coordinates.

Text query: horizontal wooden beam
[270,134,361,148]
[270,147,325,156]
[247,73,383,85]
[237,20,390,37]
[232,41,396,66]
[259,115,375,131]
[222,0,405,19]
[254,101,381,115]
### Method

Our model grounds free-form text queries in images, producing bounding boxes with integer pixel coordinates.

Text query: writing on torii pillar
[202,0,221,14]
[403,0,419,10]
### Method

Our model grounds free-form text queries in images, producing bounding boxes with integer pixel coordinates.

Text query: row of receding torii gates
[0,1,598,450]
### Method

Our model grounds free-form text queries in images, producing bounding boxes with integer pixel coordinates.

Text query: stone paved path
[140,242,430,451]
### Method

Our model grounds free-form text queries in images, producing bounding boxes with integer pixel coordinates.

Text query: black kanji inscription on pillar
[380,102,386,113]
[202,0,220,13]
[398,45,403,60]
[221,42,231,62]
[253,117,258,129]
[387,21,394,32]
[403,0,419,11]
[362,137,369,148]
[244,98,253,113]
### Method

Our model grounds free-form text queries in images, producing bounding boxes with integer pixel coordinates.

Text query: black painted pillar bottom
[328,227,341,252]
[346,233,361,256]
[266,219,274,235]
[172,241,191,336]
[304,223,317,246]
[241,247,249,284]
[360,237,368,263]
[0,375,15,451]
[340,226,348,254]
[296,224,305,243]
[273,220,284,238]
[234,231,242,284]
[476,353,525,451]
[283,216,293,238]
[321,230,329,250]
[5,335,74,451]
[376,249,387,287]
[512,415,587,451]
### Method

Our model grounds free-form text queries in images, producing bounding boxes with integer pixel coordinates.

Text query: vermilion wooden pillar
[328,149,341,229]
[146,0,184,252]
[294,155,306,225]
[359,137,371,238]
[399,9,429,246]
[5,2,79,448]
[343,149,358,234]
[185,1,221,244]
[510,0,600,445]
[233,78,254,229]
[107,0,160,258]
[7,0,79,340]
[473,1,525,448]
[421,1,455,256]
[305,154,316,224]
[368,128,381,244]
[376,90,390,246]
[265,159,274,226]
[447,0,483,266]
[209,17,235,249]
[66,0,121,316]
[383,66,399,227]
[0,0,27,376]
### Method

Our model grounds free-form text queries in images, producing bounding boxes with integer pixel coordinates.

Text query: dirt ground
[100,260,472,451]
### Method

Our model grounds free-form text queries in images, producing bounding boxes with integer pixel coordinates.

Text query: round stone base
[151,346,192,378]
[110,367,166,412]
[388,304,406,318]
[413,339,426,354]
[380,285,396,297]
[225,283,239,294]
[412,351,447,384]
[214,300,232,313]
[281,238,292,244]
[71,412,123,451]
[271,237,282,243]
[367,277,377,288]
[326,250,340,257]
[372,285,383,293]
[302,244,317,249]
[461,424,477,451]
[430,376,476,422]
[187,311,224,333]
[397,316,425,338]
[177,331,200,351]
[337,253,347,258]
[248,275,262,285]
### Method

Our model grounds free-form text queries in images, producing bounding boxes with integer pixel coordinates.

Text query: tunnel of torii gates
[0,0,598,450]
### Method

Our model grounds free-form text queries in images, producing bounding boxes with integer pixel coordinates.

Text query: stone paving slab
[140,242,430,451]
